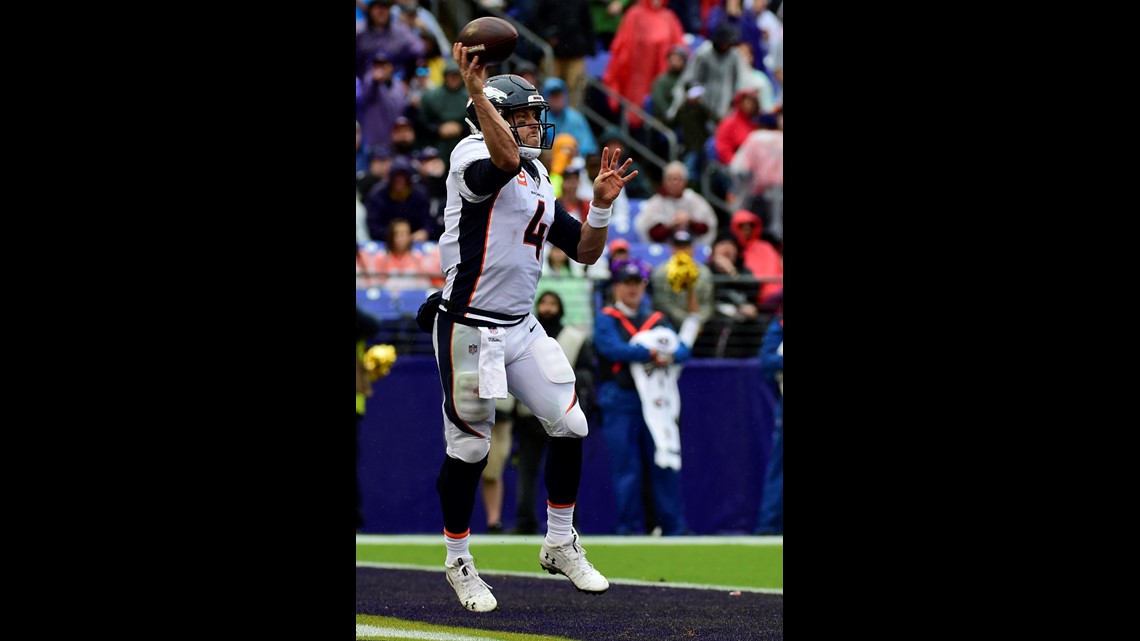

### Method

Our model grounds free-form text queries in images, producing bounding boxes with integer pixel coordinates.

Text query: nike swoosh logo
[529,323,537,332]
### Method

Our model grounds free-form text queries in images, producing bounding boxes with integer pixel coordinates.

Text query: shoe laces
[456,559,494,594]
[562,539,597,574]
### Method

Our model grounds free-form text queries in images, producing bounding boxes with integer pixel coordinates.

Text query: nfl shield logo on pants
[469,344,478,354]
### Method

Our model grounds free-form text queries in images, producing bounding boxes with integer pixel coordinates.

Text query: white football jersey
[439,135,576,321]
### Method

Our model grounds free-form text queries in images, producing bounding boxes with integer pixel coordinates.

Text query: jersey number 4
[523,200,547,261]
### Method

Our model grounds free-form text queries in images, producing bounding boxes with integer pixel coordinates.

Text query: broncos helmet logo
[484,85,508,105]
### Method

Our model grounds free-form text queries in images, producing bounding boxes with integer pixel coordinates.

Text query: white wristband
[587,203,612,228]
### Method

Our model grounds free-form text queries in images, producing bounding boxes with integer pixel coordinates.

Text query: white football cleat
[539,528,609,594]
[445,555,497,612]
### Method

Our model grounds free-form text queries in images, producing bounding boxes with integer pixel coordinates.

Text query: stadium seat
[383,288,432,317]
[357,287,390,320]
[359,240,384,256]
[625,240,712,270]
[626,241,671,269]
[608,199,643,243]
[358,288,437,355]
[628,197,643,221]
[695,242,712,264]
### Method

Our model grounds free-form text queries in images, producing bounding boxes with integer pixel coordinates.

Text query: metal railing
[701,160,737,222]
[578,79,679,168]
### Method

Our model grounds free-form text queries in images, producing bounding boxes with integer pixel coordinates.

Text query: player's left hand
[592,146,637,208]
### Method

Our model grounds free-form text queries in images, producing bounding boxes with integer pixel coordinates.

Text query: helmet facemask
[504,105,554,160]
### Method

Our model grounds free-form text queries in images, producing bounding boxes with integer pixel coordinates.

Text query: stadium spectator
[537,0,597,109]
[590,0,634,50]
[727,209,782,306]
[559,157,591,222]
[754,308,783,535]
[713,87,760,164]
[650,229,714,332]
[594,259,691,536]
[703,231,765,357]
[415,146,448,240]
[603,0,686,128]
[392,0,451,61]
[672,84,717,182]
[359,50,411,153]
[391,116,423,157]
[549,132,583,198]
[365,157,433,242]
[480,396,515,535]
[357,146,393,201]
[417,59,470,170]
[355,0,425,80]
[735,42,776,113]
[543,78,598,157]
[371,217,442,291]
[512,60,542,90]
[728,111,783,246]
[667,21,746,121]
[634,161,718,245]
[357,120,369,176]
[649,45,689,120]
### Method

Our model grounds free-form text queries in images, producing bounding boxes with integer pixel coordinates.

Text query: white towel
[477,326,508,399]
[629,327,683,471]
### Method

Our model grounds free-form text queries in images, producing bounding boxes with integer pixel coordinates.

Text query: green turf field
[356,535,783,590]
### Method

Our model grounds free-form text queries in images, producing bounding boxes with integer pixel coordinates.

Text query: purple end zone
[357,567,783,640]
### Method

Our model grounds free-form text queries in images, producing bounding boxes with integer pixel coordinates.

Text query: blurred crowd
[356,0,782,359]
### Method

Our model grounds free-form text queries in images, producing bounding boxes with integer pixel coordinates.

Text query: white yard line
[355,624,506,640]
[356,561,783,595]
[356,534,782,546]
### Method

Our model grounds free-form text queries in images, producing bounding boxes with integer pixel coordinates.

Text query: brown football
[457,16,519,66]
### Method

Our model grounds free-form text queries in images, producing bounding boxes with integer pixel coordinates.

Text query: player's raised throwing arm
[454,43,519,172]
[578,146,638,264]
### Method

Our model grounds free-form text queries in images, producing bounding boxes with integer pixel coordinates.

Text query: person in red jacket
[713,87,760,164]
[728,209,782,307]
[602,0,686,128]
